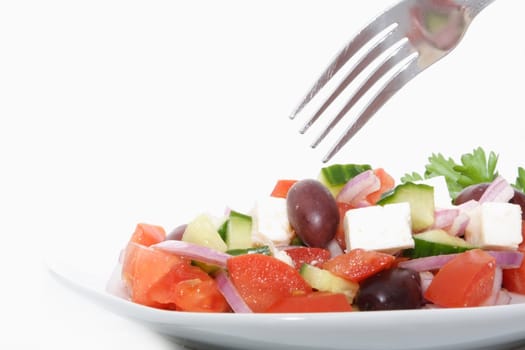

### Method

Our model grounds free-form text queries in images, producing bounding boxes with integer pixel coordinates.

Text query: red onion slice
[486,250,524,269]
[152,240,231,268]
[479,176,514,203]
[481,267,502,306]
[432,208,460,229]
[398,254,457,272]
[215,270,252,313]
[398,250,524,272]
[336,170,380,206]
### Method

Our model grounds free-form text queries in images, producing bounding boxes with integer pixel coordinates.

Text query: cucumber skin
[299,264,358,301]
[409,229,474,258]
[226,210,253,250]
[319,164,371,196]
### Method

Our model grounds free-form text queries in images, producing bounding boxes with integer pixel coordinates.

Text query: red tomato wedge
[129,223,166,246]
[335,202,354,251]
[424,249,496,308]
[122,242,187,308]
[171,278,230,312]
[502,221,525,294]
[270,179,298,198]
[285,247,331,269]
[366,168,395,205]
[322,248,396,283]
[227,254,312,312]
[265,292,352,313]
[122,242,228,312]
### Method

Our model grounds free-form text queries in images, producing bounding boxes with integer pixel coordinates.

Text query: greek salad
[113,147,525,313]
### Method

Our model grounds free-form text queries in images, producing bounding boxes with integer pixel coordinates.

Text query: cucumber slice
[226,245,271,256]
[300,264,358,301]
[225,210,253,250]
[319,163,371,197]
[410,229,475,258]
[377,182,435,232]
[182,213,227,252]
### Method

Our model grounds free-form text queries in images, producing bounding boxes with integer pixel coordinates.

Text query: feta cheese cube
[344,202,414,253]
[465,202,523,249]
[415,176,453,208]
[252,197,293,245]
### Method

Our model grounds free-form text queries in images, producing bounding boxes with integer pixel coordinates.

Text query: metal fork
[289,0,496,162]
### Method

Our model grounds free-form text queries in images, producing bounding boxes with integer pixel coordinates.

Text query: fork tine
[311,39,415,148]
[322,55,422,163]
[288,1,411,120]
[299,24,402,134]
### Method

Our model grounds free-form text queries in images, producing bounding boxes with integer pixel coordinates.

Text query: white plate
[47,257,525,350]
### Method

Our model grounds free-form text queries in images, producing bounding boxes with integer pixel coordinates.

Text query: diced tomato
[265,292,352,313]
[270,179,298,198]
[227,253,312,312]
[121,242,187,308]
[121,242,229,312]
[424,249,496,308]
[335,202,354,251]
[285,247,331,269]
[502,221,525,294]
[366,168,395,205]
[322,248,396,283]
[129,223,166,246]
[171,278,230,313]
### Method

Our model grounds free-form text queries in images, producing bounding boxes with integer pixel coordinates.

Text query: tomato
[285,247,331,269]
[265,292,352,313]
[335,202,354,251]
[172,279,230,313]
[502,221,525,293]
[322,248,396,283]
[122,242,228,311]
[424,249,496,308]
[122,242,187,308]
[366,168,395,204]
[227,254,312,312]
[129,223,166,246]
[270,179,298,198]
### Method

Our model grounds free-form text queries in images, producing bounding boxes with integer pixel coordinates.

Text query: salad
[112,147,525,313]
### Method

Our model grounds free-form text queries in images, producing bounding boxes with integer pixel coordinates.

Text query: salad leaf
[401,147,499,200]
[514,167,525,193]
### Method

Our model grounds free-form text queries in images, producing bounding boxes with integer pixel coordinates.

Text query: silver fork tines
[290,0,496,163]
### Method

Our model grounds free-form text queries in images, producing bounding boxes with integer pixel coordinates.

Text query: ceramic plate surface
[47,258,525,350]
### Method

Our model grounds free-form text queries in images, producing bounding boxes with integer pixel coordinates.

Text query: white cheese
[464,202,522,249]
[415,176,453,208]
[251,197,293,245]
[344,202,414,253]
[274,250,295,267]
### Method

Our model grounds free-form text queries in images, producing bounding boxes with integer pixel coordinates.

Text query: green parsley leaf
[401,147,499,200]
[514,167,525,193]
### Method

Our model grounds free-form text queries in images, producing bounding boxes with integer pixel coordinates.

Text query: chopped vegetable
[226,253,312,312]
[322,249,396,283]
[265,292,353,313]
[270,179,298,198]
[114,147,525,313]
[424,249,496,307]
[401,147,499,200]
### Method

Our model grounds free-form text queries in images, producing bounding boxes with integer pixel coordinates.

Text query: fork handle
[456,0,496,18]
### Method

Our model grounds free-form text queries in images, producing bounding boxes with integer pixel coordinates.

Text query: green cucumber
[319,163,372,197]
[226,245,272,256]
[182,213,228,252]
[410,229,475,258]
[225,210,253,250]
[217,219,229,241]
[377,182,435,232]
[300,264,358,301]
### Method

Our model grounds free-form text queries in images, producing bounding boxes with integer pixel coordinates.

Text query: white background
[1,0,524,349]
